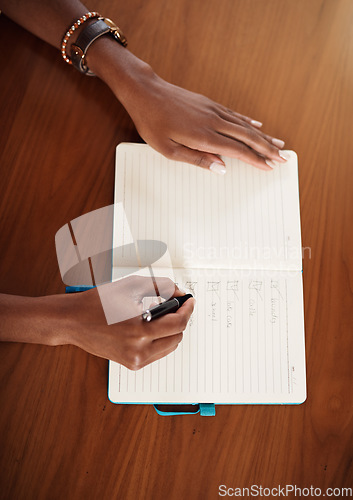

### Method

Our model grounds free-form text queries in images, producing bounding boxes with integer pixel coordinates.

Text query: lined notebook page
[109,269,305,404]
[113,143,302,272]
[109,143,306,404]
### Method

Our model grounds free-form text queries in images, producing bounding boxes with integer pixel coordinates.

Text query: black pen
[142,294,193,322]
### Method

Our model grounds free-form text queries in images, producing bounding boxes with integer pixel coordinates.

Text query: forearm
[1,0,287,173]
[0,0,88,49]
[0,281,194,370]
[0,0,153,103]
[0,293,70,346]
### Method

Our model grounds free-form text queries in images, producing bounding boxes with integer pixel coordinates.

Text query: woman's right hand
[0,276,195,371]
[63,276,195,370]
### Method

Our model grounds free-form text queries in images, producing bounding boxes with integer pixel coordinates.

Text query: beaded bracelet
[61,11,100,64]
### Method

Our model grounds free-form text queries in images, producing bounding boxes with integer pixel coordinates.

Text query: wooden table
[1,0,352,498]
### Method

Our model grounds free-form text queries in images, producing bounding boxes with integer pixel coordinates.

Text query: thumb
[170,144,227,175]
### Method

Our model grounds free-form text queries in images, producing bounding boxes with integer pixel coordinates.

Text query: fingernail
[265,159,277,169]
[278,150,291,161]
[210,162,226,175]
[251,120,263,127]
[272,138,285,148]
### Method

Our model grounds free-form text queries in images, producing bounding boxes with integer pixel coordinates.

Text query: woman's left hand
[119,67,289,174]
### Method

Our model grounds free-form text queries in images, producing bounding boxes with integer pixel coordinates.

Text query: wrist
[85,35,158,103]
[39,294,77,347]
[0,293,75,347]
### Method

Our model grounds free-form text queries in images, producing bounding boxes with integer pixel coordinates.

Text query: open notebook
[109,143,306,404]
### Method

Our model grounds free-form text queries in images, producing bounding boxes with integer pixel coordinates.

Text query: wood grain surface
[1,0,352,498]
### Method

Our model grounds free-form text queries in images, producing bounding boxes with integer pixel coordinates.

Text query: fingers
[216,106,263,128]
[169,138,271,172]
[212,133,278,170]
[121,298,195,370]
[167,142,227,174]
[165,117,287,172]
[216,110,287,160]
[216,123,286,164]
[197,102,287,170]
[150,332,183,359]
[130,335,183,370]
[147,297,195,340]
[120,275,177,302]
[172,286,189,297]
[147,283,187,308]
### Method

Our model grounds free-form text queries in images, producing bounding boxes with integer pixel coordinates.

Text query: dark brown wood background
[1,0,352,498]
